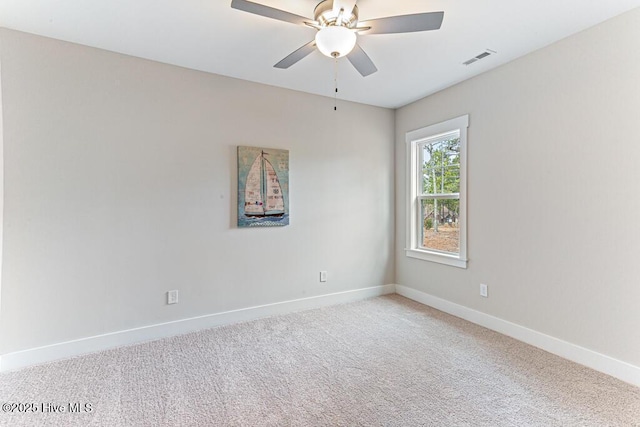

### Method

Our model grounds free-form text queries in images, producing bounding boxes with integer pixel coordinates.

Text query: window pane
[421,138,460,195]
[421,198,460,254]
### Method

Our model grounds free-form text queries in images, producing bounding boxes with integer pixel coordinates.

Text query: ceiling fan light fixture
[315,26,356,58]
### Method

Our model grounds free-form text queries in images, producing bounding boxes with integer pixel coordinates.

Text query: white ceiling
[1,1,639,108]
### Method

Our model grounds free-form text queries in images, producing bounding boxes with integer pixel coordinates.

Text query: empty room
[0,0,639,425]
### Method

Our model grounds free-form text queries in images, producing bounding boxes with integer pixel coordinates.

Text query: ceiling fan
[230,0,444,77]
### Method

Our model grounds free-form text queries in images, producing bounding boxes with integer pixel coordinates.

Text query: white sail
[244,155,264,216]
[243,150,285,218]
[264,159,285,214]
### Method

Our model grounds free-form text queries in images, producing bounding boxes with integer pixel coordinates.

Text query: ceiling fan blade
[274,40,317,69]
[360,11,444,35]
[347,44,377,77]
[231,0,311,25]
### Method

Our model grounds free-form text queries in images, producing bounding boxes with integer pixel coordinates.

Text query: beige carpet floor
[0,295,639,426]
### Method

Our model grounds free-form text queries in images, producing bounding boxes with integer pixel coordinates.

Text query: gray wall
[396,8,640,367]
[0,29,395,354]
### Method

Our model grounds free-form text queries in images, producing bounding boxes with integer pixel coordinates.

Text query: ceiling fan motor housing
[314,0,359,28]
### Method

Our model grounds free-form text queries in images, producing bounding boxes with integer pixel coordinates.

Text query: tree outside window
[420,137,460,254]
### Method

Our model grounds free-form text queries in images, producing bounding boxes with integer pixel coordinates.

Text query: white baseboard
[0,284,395,372]
[396,284,640,388]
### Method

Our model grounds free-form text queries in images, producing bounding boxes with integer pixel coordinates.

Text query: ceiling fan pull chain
[334,56,338,111]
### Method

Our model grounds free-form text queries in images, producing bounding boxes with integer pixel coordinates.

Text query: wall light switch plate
[320,271,327,282]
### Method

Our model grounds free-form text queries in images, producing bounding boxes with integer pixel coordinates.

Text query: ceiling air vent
[463,49,496,66]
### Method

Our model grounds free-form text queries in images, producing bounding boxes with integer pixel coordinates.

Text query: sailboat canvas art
[237,146,289,227]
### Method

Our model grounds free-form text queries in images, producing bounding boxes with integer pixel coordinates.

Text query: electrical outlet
[480,283,488,298]
[167,290,179,305]
[319,271,327,282]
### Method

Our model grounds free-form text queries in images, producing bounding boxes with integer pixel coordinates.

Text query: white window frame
[405,115,468,268]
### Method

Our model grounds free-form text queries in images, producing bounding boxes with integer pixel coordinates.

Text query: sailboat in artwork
[244,150,285,217]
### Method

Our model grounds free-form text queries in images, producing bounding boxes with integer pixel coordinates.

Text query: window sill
[405,248,468,269]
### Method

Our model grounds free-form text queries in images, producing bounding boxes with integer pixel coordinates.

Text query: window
[406,115,468,268]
